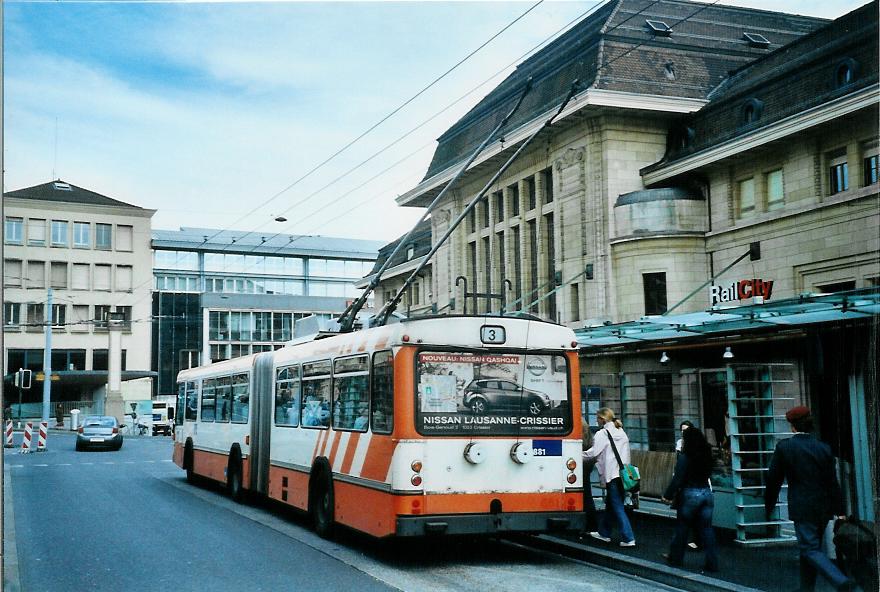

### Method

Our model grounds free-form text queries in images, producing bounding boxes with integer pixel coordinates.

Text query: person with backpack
[765,406,856,592]
[582,407,635,547]
[661,426,719,573]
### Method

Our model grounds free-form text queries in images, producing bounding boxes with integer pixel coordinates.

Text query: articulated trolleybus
[172,315,585,538]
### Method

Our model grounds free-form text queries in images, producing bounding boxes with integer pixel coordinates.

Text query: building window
[4,259,23,287]
[509,183,520,217]
[541,168,553,204]
[71,264,90,290]
[95,223,112,250]
[527,220,538,314]
[92,349,127,372]
[26,303,45,326]
[94,305,111,329]
[643,272,667,315]
[71,305,90,332]
[741,99,763,125]
[494,190,504,221]
[116,225,133,251]
[864,141,879,186]
[834,58,859,88]
[570,283,580,322]
[737,178,755,217]
[512,225,522,301]
[4,303,21,327]
[50,262,68,288]
[829,153,849,195]
[816,280,856,294]
[5,217,23,244]
[51,304,66,327]
[646,373,675,450]
[526,177,536,211]
[545,213,556,321]
[51,220,69,246]
[482,196,490,228]
[467,206,476,233]
[27,219,46,246]
[116,306,133,331]
[94,264,111,291]
[73,222,90,248]
[116,265,133,292]
[766,169,784,211]
[27,260,45,289]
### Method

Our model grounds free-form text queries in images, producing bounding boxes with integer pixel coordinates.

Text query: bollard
[36,422,48,452]
[19,422,33,454]
[4,421,14,448]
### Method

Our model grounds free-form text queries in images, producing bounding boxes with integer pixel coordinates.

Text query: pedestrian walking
[765,406,856,592]
[661,426,719,573]
[582,407,635,547]
[675,420,701,551]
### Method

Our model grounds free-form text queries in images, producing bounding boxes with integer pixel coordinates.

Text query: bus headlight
[464,442,486,464]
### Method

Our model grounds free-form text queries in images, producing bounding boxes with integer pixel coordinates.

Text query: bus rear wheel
[311,471,335,539]
[227,452,244,503]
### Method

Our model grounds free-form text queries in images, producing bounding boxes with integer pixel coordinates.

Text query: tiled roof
[152,227,383,259]
[4,180,147,209]
[366,218,432,276]
[423,0,826,180]
[651,1,878,166]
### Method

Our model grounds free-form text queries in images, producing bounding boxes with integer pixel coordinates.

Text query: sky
[3,0,866,245]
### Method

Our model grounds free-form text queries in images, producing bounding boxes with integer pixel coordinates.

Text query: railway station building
[151,227,382,400]
[387,0,879,538]
[2,180,157,416]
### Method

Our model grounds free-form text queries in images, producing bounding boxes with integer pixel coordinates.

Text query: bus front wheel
[311,471,335,539]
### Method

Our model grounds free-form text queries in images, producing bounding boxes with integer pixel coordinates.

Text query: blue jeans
[794,521,848,591]
[668,487,718,571]
[598,478,635,543]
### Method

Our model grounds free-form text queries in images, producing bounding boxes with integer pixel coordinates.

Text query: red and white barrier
[4,421,14,448]
[36,422,48,452]
[19,422,33,454]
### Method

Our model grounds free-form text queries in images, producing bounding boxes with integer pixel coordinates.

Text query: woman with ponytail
[583,407,636,547]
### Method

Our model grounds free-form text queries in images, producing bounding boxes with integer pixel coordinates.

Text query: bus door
[249,352,275,495]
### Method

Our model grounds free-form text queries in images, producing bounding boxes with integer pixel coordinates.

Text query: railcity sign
[710,278,774,305]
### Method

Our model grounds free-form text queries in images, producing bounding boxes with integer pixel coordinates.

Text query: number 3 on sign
[480,325,506,345]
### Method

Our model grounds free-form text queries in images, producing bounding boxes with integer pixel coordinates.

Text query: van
[152,402,175,436]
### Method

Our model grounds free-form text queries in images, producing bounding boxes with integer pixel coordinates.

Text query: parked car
[75,416,123,451]
[463,379,552,415]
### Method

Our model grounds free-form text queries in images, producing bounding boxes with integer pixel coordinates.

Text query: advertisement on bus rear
[415,351,571,436]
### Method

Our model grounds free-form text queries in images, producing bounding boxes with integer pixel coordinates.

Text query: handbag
[605,427,641,492]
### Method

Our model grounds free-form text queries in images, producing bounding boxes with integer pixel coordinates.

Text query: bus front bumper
[395,511,585,537]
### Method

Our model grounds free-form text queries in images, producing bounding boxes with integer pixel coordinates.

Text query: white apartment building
[3,180,155,411]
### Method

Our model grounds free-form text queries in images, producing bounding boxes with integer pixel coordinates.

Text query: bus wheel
[311,471,335,539]
[228,451,245,503]
[184,441,196,484]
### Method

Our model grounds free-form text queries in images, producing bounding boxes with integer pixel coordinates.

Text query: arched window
[741,99,763,126]
[834,58,859,88]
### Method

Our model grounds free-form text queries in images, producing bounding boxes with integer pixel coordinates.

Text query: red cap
[785,406,811,422]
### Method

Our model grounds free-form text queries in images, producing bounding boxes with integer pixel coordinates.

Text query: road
[4,432,681,592]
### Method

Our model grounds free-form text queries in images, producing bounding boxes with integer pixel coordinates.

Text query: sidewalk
[539,504,843,592]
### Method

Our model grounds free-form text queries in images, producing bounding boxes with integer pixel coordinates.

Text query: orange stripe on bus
[359,435,396,482]
[327,431,342,464]
[311,429,326,460]
[339,432,360,474]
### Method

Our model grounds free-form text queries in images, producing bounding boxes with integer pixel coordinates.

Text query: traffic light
[17,369,32,390]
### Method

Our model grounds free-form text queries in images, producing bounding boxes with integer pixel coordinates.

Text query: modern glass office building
[151,227,381,397]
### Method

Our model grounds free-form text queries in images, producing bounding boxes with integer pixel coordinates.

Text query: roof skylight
[646,19,673,37]
[53,182,72,191]
[743,32,771,48]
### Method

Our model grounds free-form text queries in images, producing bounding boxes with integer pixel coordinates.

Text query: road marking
[8,465,23,468]
[58,463,72,466]
[81,462,94,465]
[144,460,155,463]
[103,462,115,465]
[125,461,136,464]
[34,464,48,467]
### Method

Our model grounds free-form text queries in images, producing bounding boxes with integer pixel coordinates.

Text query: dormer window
[406,244,415,260]
[53,182,72,191]
[834,58,859,89]
[743,32,770,49]
[646,19,672,37]
[741,98,764,125]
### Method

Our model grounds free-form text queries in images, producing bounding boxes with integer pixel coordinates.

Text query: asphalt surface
[4,432,680,592]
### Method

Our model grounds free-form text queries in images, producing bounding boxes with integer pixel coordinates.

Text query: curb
[531,534,763,592]
[3,458,22,592]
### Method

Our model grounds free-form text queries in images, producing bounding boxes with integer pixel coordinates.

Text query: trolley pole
[41,288,53,424]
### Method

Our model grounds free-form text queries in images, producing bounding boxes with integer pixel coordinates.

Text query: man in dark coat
[765,406,855,591]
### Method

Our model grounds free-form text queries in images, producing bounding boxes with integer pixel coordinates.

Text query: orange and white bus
[172,315,585,537]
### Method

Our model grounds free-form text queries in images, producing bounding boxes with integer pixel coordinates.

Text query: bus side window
[185,381,199,421]
[216,376,232,423]
[302,360,331,428]
[231,373,249,424]
[275,366,300,427]
[202,378,216,422]
[333,355,369,432]
[371,350,393,434]
[176,383,186,426]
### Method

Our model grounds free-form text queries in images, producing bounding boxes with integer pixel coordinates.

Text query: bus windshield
[415,351,571,436]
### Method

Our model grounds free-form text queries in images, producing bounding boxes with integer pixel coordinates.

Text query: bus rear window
[415,351,571,436]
